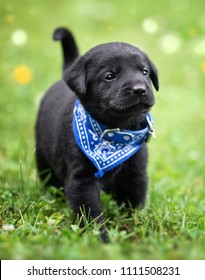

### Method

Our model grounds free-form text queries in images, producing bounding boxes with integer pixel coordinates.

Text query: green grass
[1,0,205,259]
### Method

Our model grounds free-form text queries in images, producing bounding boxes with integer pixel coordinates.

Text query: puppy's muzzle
[131,84,147,96]
[127,83,155,107]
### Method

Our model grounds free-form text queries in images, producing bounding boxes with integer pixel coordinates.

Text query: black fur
[53,27,79,72]
[35,27,159,242]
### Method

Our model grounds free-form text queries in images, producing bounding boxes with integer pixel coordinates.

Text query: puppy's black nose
[132,84,146,95]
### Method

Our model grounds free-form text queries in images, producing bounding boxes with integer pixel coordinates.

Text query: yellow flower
[201,61,205,73]
[107,25,113,32]
[13,65,32,84]
[6,14,14,23]
[188,28,197,37]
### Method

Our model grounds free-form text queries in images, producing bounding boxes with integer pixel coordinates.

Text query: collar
[73,100,155,178]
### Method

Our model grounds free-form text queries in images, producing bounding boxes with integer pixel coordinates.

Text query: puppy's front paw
[99,226,109,243]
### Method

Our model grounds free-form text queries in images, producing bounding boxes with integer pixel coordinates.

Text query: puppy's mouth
[108,91,155,118]
[110,102,152,118]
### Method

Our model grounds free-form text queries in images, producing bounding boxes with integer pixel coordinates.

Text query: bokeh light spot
[29,6,38,15]
[6,104,15,113]
[76,1,115,21]
[142,18,159,34]
[11,30,27,46]
[169,0,189,12]
[193,39,205,55]
[4,3,14,12]
[159,33,182,54]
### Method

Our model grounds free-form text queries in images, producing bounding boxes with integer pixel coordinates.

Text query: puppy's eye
[104,73,116,81]
[143,68,149,76]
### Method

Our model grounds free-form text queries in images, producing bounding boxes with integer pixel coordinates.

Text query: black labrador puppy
[35,27,159,241]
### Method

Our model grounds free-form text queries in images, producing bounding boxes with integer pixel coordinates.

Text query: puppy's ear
[149,60,159,91]
[64,57,86,96]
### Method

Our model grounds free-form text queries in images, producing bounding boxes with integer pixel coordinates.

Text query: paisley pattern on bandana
[73,100,154,178]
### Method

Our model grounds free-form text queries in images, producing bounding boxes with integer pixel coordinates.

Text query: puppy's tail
[53,27,79,74]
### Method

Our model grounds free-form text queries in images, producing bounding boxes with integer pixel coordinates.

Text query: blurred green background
[0,0,205,259]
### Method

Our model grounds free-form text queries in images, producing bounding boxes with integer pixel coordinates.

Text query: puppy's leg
[36,148,64,187]
[65,174,108,242]
[112,148,148,208]
[114,172,147,208]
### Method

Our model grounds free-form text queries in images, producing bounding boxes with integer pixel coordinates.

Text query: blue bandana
[73,100,155,178]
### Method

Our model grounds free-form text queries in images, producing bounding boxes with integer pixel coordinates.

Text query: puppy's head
[64,42,159,128]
